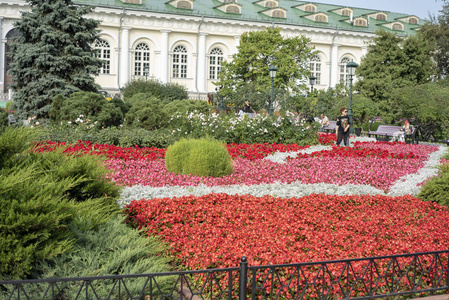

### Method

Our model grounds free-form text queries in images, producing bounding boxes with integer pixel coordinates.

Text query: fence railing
[0,250,448,300]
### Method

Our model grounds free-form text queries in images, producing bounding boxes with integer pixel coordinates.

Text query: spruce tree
[9,0,102,119]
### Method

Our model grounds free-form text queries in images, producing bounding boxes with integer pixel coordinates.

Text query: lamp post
[309,76,316,94]
[143,65,149,80]
[268,65,278,116]
[346,60,358,134]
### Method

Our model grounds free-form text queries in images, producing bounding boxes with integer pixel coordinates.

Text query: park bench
[368,125,417,144]
[321,121,337,133]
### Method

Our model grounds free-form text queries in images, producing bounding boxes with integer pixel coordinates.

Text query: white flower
[35,122,39,126]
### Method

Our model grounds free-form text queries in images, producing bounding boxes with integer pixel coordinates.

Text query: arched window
[409,17,418,24]
[342,9,351,16]
[177,1,192,9]
[265,1,276,8]
[376,14,387,21]
[94,39,111,74]
[226,5,240,14]
[172,45,187,78]
[305,5,316,13]
[134,43,150,77]
[339,57,351,84]
[354,18,367,27]
[392,23,403,31]
[273,10,285,18]
[209,48,224,80]
[309,55,321,85]
[315,15,327,23]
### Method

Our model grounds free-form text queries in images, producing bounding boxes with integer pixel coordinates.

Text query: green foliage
[42,125,176,148]
[331,94,378,128]
[356,29,433,105]
[166,137,234,177]
[49,92,124,128]
[216,27,314,99]
[27,216,174,299]
[9,0,101,119]
[418,4,449,78]
[0,127,120,279]
[419,153,449,207]
[168,112,319,145]
[163,99,211,116]
[0,109,9,130]
[389,82,449,140]
[122,78,188,104]
[125,94,168,130]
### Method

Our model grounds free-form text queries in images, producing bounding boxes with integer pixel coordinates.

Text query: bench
[368,125,417,144]
[321,121,337,133]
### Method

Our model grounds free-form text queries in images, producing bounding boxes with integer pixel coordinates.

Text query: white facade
[0,0,401,98]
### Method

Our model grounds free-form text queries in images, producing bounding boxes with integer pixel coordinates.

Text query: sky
[319,0,445,20]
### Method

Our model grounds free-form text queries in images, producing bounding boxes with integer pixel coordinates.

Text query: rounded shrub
[165,137,233,177]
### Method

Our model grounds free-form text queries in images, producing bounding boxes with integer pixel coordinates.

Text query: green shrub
[125,95,168,130]
[419,158,449,207]
[122,78,188,104]
[0,127,120,279]
[0,109,8,130]
[164,99,211,116]
[26,216,175,299]
[49,92,124,128]
[165,137,233,177]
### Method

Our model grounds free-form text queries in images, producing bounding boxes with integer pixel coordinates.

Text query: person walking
[336,107,351,146]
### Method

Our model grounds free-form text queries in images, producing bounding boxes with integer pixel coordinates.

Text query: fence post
[239,256,248,300]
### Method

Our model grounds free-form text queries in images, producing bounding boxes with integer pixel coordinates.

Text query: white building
[0,0,421,100]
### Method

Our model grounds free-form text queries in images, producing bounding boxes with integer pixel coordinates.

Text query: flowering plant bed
[124,193,449,270]
[106,141,438,192]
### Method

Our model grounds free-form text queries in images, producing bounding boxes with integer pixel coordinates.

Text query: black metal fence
[1,250,448,300]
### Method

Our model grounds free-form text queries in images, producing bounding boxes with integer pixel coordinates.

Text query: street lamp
[346,60,358,134]
[268,65,278,116]
[309,76,316,94]
[143,65,149,80]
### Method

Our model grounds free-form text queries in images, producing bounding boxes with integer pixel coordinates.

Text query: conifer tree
[355,29,433,104]
[9,0,102,119]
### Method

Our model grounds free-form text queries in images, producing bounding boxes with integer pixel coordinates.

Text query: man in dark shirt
[336,107,351,146]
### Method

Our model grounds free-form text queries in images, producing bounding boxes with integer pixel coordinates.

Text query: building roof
[73,0,421,35]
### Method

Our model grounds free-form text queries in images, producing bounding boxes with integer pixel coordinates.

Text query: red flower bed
[35,140,308,161]
[318,132,337,145]
[124,193,449,270]
[34,140,166,160]
[226,143,309,160]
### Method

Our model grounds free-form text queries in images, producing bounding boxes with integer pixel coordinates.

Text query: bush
[0,127,120,279]
[26,216,174,299]
[125,95,168,130]
[165,137,234,177]
[41,125,177,148]
[122,78,188,104]
[419,160,449,207]
[168,111,319,145]
[49,92,124,128]
[164,99,211,116]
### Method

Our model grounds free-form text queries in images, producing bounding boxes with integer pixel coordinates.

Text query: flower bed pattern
[124,193,449,270]
[106,141,438,192]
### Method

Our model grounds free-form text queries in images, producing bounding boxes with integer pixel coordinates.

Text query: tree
[355,29,433,106]
[389,81,449,140]
[419,3,449,78]
[215,27,314,110]
[9,0,102,119]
